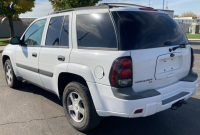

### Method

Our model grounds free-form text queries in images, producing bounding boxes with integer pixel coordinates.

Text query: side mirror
[9,37,22,45]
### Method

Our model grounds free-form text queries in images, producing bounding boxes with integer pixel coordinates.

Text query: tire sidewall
[63,84,89,130]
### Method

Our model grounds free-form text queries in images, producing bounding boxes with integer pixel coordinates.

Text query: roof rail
[50,9,74,15]
[98,3,153,8]
[50,3,153,15]
[50,5,108,15]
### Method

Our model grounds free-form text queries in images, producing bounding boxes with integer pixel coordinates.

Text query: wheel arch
[57,63,96,99]
[58,72,89,99]
[2,50,20,77]
[2,55,10,69]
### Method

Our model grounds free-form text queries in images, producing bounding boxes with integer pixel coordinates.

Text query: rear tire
[63,82,101,132]
[4,59,22,88]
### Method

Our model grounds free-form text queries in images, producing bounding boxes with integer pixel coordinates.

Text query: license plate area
[155,53,183,80]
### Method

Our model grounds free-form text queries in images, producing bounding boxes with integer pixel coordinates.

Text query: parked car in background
[2,3,198,131]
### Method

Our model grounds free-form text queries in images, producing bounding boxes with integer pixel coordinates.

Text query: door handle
[58,55,65,61]
[32,53,37,57]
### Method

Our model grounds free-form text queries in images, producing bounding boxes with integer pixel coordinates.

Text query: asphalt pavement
[0,42,199,135]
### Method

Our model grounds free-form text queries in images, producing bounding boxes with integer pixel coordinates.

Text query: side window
[76,13,117,48]
[60,16,69,46]
[45,16,64,45]
[24,19,46,45]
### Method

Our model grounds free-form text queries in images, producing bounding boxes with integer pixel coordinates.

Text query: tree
[181,11,197,18]
[0,0,35,37]
[49,0,102,11]
[174,15,179,18]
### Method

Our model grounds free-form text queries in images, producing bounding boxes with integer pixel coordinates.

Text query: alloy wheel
[67,92,85,122]
[6,65,12,85]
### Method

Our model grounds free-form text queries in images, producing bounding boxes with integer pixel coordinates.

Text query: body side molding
[16,63,53,77]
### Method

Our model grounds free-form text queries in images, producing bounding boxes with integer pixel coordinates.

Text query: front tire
[4,59,22,88]
[63,82,101,132]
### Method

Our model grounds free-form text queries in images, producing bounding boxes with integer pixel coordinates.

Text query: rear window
[112,11,188,50]
[76,13,117,49]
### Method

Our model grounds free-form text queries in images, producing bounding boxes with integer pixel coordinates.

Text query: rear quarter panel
[69,49,130,85]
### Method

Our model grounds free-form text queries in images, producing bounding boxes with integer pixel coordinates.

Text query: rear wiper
[172,44,186,51]
[169,44,187,52]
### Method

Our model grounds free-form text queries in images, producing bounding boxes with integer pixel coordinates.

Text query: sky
[20,0,200,18]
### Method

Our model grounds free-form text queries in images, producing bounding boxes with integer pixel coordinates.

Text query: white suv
[2,3,198,131]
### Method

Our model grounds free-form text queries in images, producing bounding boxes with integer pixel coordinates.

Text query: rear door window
[76,13,117,49]
[112,11,188,50]
[46,16,64,45]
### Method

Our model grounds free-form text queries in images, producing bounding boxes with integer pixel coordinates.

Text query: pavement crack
[0,115,65,127]
[41,96,54,135]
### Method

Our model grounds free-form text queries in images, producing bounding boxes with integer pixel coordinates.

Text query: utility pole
[149,0,150,7]
[163,0,165,9]
[165,1,168,10]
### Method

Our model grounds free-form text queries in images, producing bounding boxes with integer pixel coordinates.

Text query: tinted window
[24,19,46,45]
[114,11,188,50]
[60,16,69,46]
[46,16,64,45]
[76,13,117,48]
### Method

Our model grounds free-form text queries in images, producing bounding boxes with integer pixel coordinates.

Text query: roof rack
[98,3,153,9]
[50,9,74,15]
[50,5,109,15]
[50,3,153,15]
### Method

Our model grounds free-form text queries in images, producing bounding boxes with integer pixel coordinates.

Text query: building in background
[174,17,199,23]
[173,17,200,34]
[0,17,37,38]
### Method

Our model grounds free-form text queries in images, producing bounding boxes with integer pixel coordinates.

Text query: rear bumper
[88,72,198,118]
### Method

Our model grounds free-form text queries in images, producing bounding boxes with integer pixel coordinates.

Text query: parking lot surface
[0,42,199,135]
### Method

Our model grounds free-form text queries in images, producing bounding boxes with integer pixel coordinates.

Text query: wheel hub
[74,103,78,110]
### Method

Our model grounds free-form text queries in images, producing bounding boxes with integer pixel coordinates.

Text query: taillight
[139,8,158,11]
[191,48,194,68]
[109,57,132,87]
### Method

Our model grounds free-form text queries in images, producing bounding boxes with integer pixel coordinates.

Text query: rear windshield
[112,11,188,50]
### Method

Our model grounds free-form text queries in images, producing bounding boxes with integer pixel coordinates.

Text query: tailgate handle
[170,53,175,57]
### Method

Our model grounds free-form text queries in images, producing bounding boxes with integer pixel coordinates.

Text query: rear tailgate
[130,46,191,92]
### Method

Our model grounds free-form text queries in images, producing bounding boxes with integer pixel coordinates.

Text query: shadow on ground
[15,81,62,106]
[14,82,200,135]
[194,49,200,54]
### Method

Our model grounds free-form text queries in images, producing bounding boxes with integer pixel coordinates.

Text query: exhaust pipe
[171,100,187,110]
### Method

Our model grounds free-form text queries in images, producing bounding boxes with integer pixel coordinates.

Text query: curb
[188,39,200,42]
